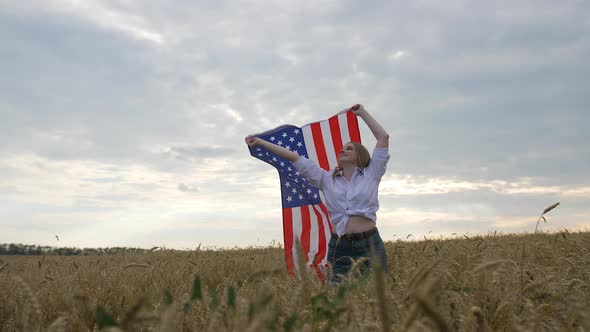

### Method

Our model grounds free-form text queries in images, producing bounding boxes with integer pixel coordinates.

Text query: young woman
[245,104,390,282]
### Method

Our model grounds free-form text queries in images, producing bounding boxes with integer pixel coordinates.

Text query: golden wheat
[0,231,589,331]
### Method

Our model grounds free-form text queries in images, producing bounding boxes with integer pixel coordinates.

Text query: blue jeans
[327,228,388,283]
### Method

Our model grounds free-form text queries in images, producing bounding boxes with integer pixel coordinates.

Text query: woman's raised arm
[351,104,389,149]
[245,136,301,162]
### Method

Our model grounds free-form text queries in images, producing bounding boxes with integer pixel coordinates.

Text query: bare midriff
[334,215,376,235]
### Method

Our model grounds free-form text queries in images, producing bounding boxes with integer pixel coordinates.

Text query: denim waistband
[331,227,377,241]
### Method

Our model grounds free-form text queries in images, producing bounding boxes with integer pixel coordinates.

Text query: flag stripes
[311,204,329,265]
[300,206,311,263]
[347,111,361,143]
[328,116,343,160]
[282,208,294,273]
[320,120,338,170]
[285,111,360,273]
[310,123,330,171]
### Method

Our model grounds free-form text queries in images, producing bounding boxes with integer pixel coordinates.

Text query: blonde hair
[333,142,371,178]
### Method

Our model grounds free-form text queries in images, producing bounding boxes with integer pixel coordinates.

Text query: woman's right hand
[350,104,367,116]
[245,136,260,147]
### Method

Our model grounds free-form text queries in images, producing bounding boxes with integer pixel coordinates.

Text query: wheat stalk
[415,293,450,332]
[46,316,69,332]
[124,263,150,269]
[13,276,43,332]
[535,202,560,233]
[472,306,485,332]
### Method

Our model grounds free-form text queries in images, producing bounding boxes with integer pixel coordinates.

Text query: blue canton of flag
[252,125,322,208]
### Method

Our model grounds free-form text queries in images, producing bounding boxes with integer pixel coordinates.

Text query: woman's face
[337,142,358,165]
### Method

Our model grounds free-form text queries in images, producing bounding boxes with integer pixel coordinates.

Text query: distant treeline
[0,243,151,256]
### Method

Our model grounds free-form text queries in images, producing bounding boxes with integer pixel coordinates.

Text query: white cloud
[178,183,199,192]
[389,50,408,62]
[4,0,165,44]
[380,174,590,198]
[278,42,303,66]
[51,0,164,44]
[1,0,589,248]
[225,108,244,122]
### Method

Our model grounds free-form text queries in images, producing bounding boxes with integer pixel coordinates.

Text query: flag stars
[250,121,350,208]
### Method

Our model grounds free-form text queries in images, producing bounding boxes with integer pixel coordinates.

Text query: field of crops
[1,231,589,331]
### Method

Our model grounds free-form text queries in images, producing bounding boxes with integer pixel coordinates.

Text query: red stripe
[310,122,330,170]
[319,203,333,233]
[313,265,326,282]
[282,208,295,276]
[300,206,311,265]
[347,111,361,143]
[328,116,343,163]
[311,205,327,267]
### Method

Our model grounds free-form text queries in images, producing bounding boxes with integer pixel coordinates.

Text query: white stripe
[291,207,302,271]
[319,191,327,206]
[319,120,338,170]
[316,205,331,266]
[338,112,352,145]
[307,205,319,267]
[301,125,318,164]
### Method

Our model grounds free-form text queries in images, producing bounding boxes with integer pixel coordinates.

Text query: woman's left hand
[350,104,367,116]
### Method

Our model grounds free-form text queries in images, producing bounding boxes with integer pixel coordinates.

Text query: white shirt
[293,148,390,236]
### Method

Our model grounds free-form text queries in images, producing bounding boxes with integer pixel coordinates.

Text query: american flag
[247,110,361,275]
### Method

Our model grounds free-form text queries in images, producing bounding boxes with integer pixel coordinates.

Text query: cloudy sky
[1,0,589,249]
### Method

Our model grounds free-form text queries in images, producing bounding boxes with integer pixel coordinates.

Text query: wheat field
[1,231,589,331]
